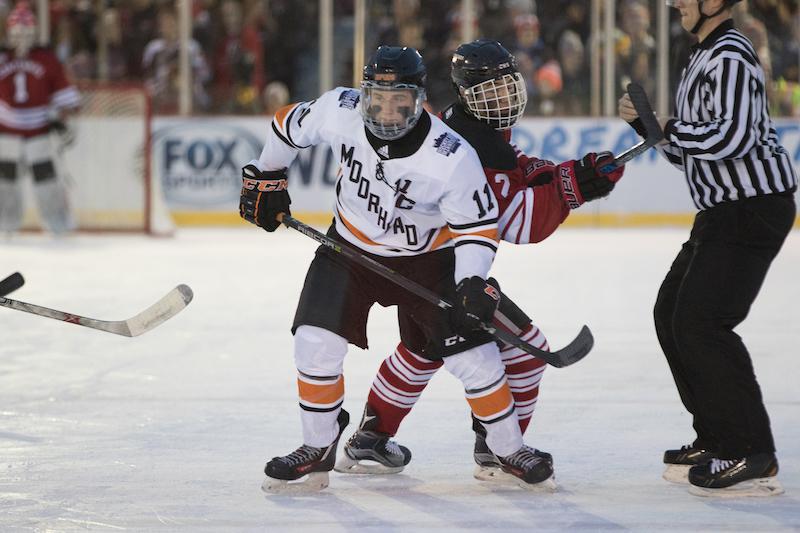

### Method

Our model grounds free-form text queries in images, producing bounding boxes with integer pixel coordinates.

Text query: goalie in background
[0,1,81,236]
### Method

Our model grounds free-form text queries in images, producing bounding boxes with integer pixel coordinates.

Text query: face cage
[8,25,36,55]
[360,82,426,141]
[462,73,528,130]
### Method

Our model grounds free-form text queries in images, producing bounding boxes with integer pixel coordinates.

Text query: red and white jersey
[252,87,500,282]
[439,104,570,246]
[490,146,569,245]
[0,47,80,137]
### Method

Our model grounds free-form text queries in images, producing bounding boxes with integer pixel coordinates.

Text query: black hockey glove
[239,164,291,232]
[451,276,501,335]
[49,119,75,148]
[557,152,624,209]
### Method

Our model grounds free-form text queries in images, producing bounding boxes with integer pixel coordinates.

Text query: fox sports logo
[153,122,263,207]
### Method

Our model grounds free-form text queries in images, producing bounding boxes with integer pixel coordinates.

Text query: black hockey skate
[262,409,350,493]
[688,453,784,497]
[471,417,553,487]
[662,444,716,484]
[335,405,411,474]
[495,445,556,491]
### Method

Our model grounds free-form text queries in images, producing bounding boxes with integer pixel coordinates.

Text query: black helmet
[363,45,427,88]
[361,46,427,140]
[451,39,527,130]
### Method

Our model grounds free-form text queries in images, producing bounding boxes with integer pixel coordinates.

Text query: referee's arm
[662,55,760,160]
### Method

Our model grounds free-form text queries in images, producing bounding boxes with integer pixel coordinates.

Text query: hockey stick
[599,83,665,173]
[278,214,593,368]
[0,284,194,337]
[0,272,25,297]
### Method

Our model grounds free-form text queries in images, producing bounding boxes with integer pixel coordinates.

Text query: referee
[619,0,797,497]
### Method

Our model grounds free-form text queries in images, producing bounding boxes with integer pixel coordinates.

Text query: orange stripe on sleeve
[467,381,513,418]
[297,376,345,405]
[450,227,499,241]
[274,103,300,132]
[430,227,454,250]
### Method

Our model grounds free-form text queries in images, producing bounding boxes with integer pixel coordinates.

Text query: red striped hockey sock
[366,343,442,436]
[367,324,549,436]
[499,323,549,433]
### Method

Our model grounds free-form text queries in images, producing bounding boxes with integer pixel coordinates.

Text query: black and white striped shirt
[657,20,797,210]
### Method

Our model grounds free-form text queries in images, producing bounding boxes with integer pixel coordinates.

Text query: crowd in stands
[1,0,797,116]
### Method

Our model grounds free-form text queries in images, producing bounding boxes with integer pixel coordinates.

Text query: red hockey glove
[239,164,291,232]
[557,152,624,209]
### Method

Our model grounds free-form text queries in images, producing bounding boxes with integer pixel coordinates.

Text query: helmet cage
[360,81,426,140]
[8,25,36,55]
[461,72,527,130]
[6,2,37,56]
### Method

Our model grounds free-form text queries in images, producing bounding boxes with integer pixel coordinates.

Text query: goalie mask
[6,2,37,57]
[361,46,427,141]
[451,39,527,130]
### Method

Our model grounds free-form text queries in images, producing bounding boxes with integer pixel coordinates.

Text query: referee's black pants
[653,193,795,459]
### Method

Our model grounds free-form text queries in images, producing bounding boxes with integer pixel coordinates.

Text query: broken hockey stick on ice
[0,272,25,297]
[0,283,194,337]
[599,82,664,174]
[278,214,593,368]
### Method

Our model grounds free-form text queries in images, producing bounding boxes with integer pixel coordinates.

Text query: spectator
[510,14,547,110]
[618,0,656,96]
[99,8,130,80]
[123,0,160,79]
[393,0,424,49]
[262,80,289,115]
[142,7,211,113]
[555,29,589,115]
[210,0,265,113]
[533,59,562,115]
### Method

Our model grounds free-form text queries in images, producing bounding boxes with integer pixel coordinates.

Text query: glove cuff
[557,161,586,209]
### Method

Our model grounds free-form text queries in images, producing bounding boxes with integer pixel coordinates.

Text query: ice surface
[1,227,799,531]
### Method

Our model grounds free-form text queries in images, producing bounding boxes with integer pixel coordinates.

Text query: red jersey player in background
[335,39,625,489]
[0,1,80,235]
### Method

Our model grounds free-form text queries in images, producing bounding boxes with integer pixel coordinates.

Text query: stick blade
[548,325,594,368]
[0,272,25,297]
[627,82,664,143]
[123,284,194,337]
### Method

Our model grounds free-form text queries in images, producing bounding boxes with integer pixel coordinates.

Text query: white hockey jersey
[252,87,500,282]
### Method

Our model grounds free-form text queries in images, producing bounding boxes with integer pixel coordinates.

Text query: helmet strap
[690,0,730,34]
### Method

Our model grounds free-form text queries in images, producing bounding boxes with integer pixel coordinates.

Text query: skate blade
[662,464,691,484]
[473,465,558,492]
[261,472,330,494]
[334,455,404,474]
[688,476,784,498]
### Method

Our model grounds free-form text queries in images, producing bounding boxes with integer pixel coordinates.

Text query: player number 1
[13,72,28,103]
[472,183,495,218]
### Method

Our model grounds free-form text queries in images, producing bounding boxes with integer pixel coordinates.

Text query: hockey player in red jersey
[0,2,81,235]
[336,39,625,489]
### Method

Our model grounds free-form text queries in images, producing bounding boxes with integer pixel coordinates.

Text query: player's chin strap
[690,0,729,34]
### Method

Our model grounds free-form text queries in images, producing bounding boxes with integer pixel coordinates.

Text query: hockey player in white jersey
[240,46,549,492]
[335,40,626,489]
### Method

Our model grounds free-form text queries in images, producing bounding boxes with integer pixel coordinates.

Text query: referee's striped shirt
[645,20,797,210]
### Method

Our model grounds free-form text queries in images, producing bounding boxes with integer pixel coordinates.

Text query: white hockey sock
[294,325,348,448]
[444,342,523,457]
